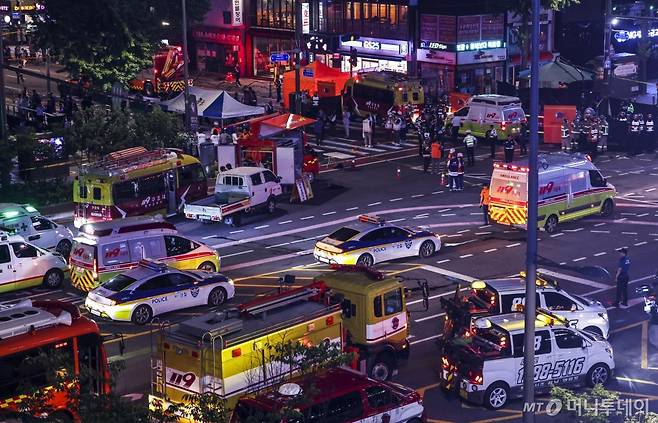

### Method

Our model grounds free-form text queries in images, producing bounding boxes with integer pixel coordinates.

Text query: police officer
[486,125,498,158]
[311,91,320,116]
[561,118,571,152]
[630,113,641,156]
[617,110,628,152]
[447,153,459,192]
[504,135,515,163]
[463,129,477,166]
[645,113,655,153]
[599,115,609,153]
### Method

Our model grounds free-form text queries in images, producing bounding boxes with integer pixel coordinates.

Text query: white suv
[0,237,69,294]
[440,310,615,410]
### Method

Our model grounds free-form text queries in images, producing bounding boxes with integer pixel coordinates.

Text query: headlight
[227,278,234,286]
[108,299,116,306]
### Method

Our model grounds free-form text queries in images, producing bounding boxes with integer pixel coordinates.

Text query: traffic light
[349,47,358,67]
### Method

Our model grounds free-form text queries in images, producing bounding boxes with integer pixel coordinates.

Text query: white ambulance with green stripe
[453,94,526,140]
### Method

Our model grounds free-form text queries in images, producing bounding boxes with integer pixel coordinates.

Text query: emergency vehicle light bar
[519,271,560,290]
[139,259,168,272]
[358,214,385,226]
[493,162,529,172]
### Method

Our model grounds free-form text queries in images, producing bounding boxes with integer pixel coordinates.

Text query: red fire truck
[0,300,110,421]
[130,45,192,97]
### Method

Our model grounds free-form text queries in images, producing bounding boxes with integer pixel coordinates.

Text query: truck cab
[313,265,411,381]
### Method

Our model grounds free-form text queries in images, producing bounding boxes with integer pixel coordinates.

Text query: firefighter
[561,118,571,152]
[639,113,646,154]
[479,184,490,225]
[571,115,581,152]
[599,115,609,153]
[588,117,599,157]
[463,129,477,166]
[456,152,465,191]
[504,135,515,163]
[645,113,655,153]
[629,113,641,156]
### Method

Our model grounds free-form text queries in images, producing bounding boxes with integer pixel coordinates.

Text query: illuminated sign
[232,0,242,26]
[614,29,658,42]
[363,40,381,50]
[302,3,310,34]
[12,3,45,12]
[456,40,503,52]
[420,41,449,50]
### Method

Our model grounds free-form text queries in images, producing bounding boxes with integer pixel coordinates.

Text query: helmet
[457,152,464,157]
[466,129,472,134]
[449,148,456,154]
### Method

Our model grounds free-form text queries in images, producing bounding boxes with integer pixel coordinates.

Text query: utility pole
[181,0,191,132]
[603,0,612,82]
[522,0,540,421]
[46,49,51,94]
[409,0,418,77]
[0,25,7,143]
[294,0,303,114]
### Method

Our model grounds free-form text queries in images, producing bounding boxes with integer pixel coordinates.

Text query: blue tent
[161,87,264,119]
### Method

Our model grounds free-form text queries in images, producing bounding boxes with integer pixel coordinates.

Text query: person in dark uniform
[486,125,498,158]
[645,113,655,153]
[504,135,515,163]
[614,248,630,308]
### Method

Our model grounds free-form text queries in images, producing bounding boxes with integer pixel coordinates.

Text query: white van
[0,203,73,256]
[489,153,616,233]
[452,94,526,140]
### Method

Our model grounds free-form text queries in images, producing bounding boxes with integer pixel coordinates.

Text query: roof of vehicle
[356,70,420,85]
[495,152,597,173]
[76,216,177,242]
[220,166,269,177]
[334,215,421,239]
[240,368,373,409]
[480,312,569,333]
[316,268,401,296]
[484,278,558,293]
[0,203,39,218]
[469,94,522,106]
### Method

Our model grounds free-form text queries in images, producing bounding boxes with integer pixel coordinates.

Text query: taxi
[84,260,235,325]
[313,214,441,267]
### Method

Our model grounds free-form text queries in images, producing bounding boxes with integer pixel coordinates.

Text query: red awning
[258,113,317,138]
[509,51,555,66]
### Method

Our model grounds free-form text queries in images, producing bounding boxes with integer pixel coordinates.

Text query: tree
[35,0,210,89]
[133,107,186,150]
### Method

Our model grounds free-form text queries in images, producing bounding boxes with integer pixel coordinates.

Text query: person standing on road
[486,125,498,158]
[447,152,459,191]
[463,130,477,166]
[430,139,442,175]
[275,77,282,103]
[422,141,431,173]
[614,248,631,308]
[629,113,641,156]
[315,109,326,146]
[456,152,465,191]
[479,184,490,225]
[599,115,609,153]
[342,110,351,138]
[362,114,373,148]
[451,115,461,143]
[504,135,515,163]
[561,118,571,152]
[645,113,655,153]
[234,65,241,87]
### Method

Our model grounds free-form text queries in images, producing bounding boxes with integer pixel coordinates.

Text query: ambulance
[69,216,219,291]
[488,153,616,233]
[453,94,526,140]
[440,308,615,410]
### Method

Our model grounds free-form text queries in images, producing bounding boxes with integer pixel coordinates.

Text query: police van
[440,309,615,410]
[0,203,74,257]
[489,153,616,233]
[69,216,220,292]
[441,272,610,339]
[452,95,526,140]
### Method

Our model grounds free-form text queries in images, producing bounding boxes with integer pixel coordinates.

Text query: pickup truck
[184,166,283,227]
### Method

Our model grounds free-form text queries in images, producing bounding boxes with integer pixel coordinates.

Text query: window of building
[256,0,294,29]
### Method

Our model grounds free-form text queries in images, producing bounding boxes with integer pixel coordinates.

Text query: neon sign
[456,40,503,52]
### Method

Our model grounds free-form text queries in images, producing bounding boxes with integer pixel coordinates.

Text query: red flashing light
[467,369,483,385]
[441,356,450,369]
[326,316,334,326]
[490,295,496,305]
[232,348,242,357]
[500,336,507,348]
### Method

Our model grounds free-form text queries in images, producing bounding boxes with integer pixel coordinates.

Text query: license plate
[459,389,468,399]
[90,308,101,317]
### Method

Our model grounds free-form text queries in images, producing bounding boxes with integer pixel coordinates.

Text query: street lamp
[611,17,619,26]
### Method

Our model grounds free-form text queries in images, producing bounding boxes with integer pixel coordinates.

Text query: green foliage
[0,179,71,207]
[35,0,210,88]
[551,384,619,423]
[133,107,186,150]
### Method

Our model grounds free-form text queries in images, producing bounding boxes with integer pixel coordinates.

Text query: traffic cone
[396,166,401,179]
[440,172,446,186]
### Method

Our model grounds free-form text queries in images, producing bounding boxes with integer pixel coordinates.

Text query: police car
[313,215,441,266]
[84,260,235,325]
[441,271,609,339]
[440,309,614,410]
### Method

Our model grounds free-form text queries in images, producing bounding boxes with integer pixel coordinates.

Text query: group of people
[560,109,610,155]
[621,110,655,155]
[14,89,77,130]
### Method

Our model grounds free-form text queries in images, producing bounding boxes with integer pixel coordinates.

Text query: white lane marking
[202,235,216,239]
[438,209,452,213]
[459,254,473,259]
[229,230,244,234]
[537,268,608,289]
[506,243,521,248]
[475,232,492,235]
[413,215,429,219]
[290,234,328,244]
[436,259,451,264]
[550,233,564,238]
[415,312,446,323]
[222,249,313,271]
[300,216,315,220]
[470,212,482,216]
[279,220,293,224]
[265,242,291,249]
[564,228,584,232]
[621,232,638,235]
[637,213,649,217]
[221,250,254,258]
[420,265,476,282]
[368,202,382,206]
[407,288,469,306]
[484,248,498,253]
[441,213,456,216]
[479,225,492,229]
[322,211,337,216]
[590,230,610,234]
[646,188,656,192]
[410,334,443,345]
[388,218,406,223]
[390,198,403,202]
[432,191,443,194]
[621,213,636,216]
[411,194,425,198]
[593,252,607,257]
[346,206,359,211]
[254,225,269,229]
[572,257,587,262]
[635,241,648,246]
[457,229,471,234]
[559,262,567,265]
[594,222,607,227]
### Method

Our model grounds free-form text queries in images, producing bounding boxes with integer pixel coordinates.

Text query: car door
[10,242,43,284]
[262,170,282,196]
[387,227,414,259]
[30,216,59,249]
[249,172,265,205]
[0,244,16,289]
[587,170,608,215]
[500,292,541,314]
[360,228,392,262]
[134,274,178,314]
[512,330,554,391]
[550,328,588,386]
[168,272,199,307]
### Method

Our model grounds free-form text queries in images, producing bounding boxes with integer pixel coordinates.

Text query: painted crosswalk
[308,131,419,161]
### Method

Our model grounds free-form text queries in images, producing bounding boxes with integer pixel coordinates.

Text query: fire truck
[130,45,192,97]
[148,265,419,417]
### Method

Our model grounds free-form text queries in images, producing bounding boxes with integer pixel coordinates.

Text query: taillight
[500,336,507,348]
[441,356,450,369]
[92,259,98,279]
[490,295,496,305]
[467,369,483,385]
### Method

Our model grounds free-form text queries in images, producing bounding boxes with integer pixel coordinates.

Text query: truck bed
[184,192,251,221]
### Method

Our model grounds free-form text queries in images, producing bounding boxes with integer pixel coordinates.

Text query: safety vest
[464,135,476,147]
[480,188,490,206]
[646,120,654,132]
[312,96,320,107]
[504,140,514,150]
[589,127,599,142]
[448,158,459,175]
[431,143,441,159]
[488,129,497,139]
[561,125,570,138]
[601,122,609,136]
[630,120,641,133]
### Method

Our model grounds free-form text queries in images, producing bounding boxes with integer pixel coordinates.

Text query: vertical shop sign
[302,3,310,34]
[232,0,242,26]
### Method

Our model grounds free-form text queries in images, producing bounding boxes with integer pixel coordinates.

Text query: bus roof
[494,152,596,174]
[79,148,200,182]
[0,300,100,357]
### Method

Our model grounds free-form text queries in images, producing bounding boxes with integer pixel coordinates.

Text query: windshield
[328,227,359,242]
[490,168,528,205]
[70,241,96,265]
[572,294,591,306]
[103,274,137,292]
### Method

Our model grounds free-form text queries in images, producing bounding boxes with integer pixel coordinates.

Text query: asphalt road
[4,145,658,422]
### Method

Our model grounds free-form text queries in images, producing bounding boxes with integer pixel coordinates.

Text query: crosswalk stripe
[326,138,387,153]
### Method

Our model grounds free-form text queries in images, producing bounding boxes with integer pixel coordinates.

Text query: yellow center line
[235,283,305,288]
[103,328,154,344]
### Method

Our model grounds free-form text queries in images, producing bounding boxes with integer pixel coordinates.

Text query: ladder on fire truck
[81,147,178,177]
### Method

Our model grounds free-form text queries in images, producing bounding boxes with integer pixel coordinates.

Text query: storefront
[338,36,409,74]
[251,33,296,78]
[193,26,245,75]
[417,14,506,95]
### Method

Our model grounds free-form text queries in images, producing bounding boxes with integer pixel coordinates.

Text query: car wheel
[56,239,72,258]
[267,197,276,214]
[131,304,153,325]
[224,214,241,227]
[368,354,393,381]
[198,261,216,272]
[583,326,604,337]
[356,253,374,267]
[601,199,614,217]
[586,363,610,387]
[43,269,64,289]
[484,382,509,410]
[544,215,558,234]
[208,287,227,306]
[419,240,436,258]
